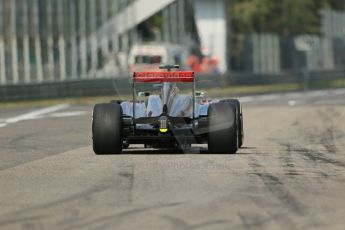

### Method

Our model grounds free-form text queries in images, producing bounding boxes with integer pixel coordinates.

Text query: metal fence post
[273,35,281,73]
[112,1,119,53]
[33,0,43,83]
[10,0,18,84]
[70,0,78,80]
[162,8,170,43]
[101,0,109,60]
[252,34,259,74]
[89,0,97,78]
[58,0,66,81]
[303,67,310,91]
[178,0,186,44]
[23,0,31,83]
[170,2,178,44]
[79,0,87,79]
[0,1,6,85]
[46,0,55,81]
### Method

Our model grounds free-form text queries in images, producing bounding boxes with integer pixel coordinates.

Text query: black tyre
[208,102,238,154]
[221,99,244,148]
[92,103,123,154]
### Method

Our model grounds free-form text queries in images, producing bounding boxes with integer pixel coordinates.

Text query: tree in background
[228,0,345,70]
[230,0,320,36]
[230,0,345,35]
[316,0,345,10]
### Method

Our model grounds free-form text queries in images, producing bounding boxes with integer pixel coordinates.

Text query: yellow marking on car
[159,128,168,133]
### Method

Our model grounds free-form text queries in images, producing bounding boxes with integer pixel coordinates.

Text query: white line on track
[1,104,70,128]
[238,88,345,103]
[288,100,297,106]
[49,111,87,118]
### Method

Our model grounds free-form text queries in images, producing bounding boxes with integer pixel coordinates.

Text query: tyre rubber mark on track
[0,104,70,128]
[253,173,306,215]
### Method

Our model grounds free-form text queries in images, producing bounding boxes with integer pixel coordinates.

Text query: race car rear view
[92,65,244,154]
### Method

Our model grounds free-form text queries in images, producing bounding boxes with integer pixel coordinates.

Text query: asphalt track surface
[1,89,345,230]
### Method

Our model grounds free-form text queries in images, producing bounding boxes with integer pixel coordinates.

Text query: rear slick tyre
[92,103,123,154]
[221,99,244,148]
[208,102,238,154]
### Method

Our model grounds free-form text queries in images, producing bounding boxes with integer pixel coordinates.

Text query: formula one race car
[92,65,243,154]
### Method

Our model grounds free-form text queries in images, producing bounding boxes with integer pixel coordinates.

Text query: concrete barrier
[0,70,344,102]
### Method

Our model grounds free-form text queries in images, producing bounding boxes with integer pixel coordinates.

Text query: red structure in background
[187,55,220,75]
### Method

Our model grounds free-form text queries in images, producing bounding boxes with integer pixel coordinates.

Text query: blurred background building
[0,0,345,99]
[0,0,229,85]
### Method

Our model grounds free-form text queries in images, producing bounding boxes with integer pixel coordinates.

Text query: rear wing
[133,71,194,83]
[132,69,196,122]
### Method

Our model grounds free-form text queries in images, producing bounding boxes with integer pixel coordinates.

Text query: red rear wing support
[133,71,194,83]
